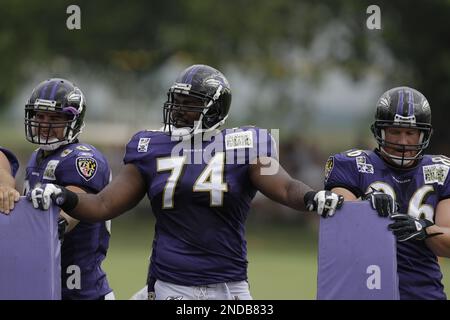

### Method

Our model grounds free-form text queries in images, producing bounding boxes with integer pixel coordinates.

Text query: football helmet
[25,78,86,151]
[163,64,232,135]
[371,86,432,167]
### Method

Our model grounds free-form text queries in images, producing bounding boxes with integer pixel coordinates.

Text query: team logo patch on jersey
[76,145,91,151]
[324,156,334,182]
[225,131,253,150]
[76,157,97,181]
[43,160,59,180]
[423,164,449,185]
[356,156,374,174]
[60,149,73,158]
[138,138,151,152]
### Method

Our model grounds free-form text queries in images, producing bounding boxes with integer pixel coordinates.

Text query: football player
[30,65,343,300]
[324,86,450,299]
[0,147,20,214]
[23,78,114,300]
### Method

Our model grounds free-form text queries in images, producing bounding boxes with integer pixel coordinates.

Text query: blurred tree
[0,1,360,104]
[377,1,450,153]
[2,0,450,151]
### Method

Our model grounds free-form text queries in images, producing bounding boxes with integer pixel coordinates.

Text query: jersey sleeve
[324,151,364,198]
[123,131,154,180]
[225,127,278,164]
[0,147,19,177]
[54,147,111,193]
[432,156,450,200]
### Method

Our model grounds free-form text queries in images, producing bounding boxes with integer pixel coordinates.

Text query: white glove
[305,190,344,218]
[30,184,63,210]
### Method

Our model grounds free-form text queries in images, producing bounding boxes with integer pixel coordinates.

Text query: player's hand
[388,214,443,242]
[304,190,344,218]
[29,183,66,210]
[363,189,397,217]
[0,184,20,215]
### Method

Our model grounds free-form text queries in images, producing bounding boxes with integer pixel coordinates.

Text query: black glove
[388,214,443,242]
[304,190,344,218]
[363,189,397,217]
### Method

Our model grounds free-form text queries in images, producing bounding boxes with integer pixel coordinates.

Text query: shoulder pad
[75,145,92,151]
[428,155,450,167]
[59,148,73,158]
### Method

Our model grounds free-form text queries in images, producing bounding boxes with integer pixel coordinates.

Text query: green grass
[102,214,153,299]
[103,214,450,300]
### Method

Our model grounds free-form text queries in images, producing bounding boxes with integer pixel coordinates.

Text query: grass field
[103,213,450,300]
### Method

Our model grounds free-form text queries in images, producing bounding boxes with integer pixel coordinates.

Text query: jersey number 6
[367,182,435,221]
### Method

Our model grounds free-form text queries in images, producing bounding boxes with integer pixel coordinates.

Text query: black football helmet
[163,64,232,135]
[25,78,86,150]
[370,86,432,167]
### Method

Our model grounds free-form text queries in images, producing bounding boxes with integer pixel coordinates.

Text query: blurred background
[3,0,450,299]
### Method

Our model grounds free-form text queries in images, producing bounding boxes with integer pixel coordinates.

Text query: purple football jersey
[24,142,112,300]
[325,149,448,300]
[0,146,19,177]
[124,127,277,286]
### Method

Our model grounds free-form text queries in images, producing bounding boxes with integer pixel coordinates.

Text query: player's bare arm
[0,151,19,214]
[421,198,450,257]
[331,186,395,217]
[250,156,344,217]
[33,164,147,222]
[331,187,357,200]
[249,156,312,211]
[70,164,147,222]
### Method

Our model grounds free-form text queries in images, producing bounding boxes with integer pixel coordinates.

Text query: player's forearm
[425,225,450,258]
[285,179,313,211]
[65,192,118,222]
[331,187,358,201]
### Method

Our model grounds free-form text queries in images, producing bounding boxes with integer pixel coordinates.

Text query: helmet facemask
[371,118,432,167]
[163,84,227,137]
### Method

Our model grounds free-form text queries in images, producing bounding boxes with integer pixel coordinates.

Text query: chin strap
[39,139,70,151]
[379,147,416,167]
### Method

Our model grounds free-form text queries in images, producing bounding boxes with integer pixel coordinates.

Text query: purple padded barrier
[0,197,60,300]
[317,201,399,300]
